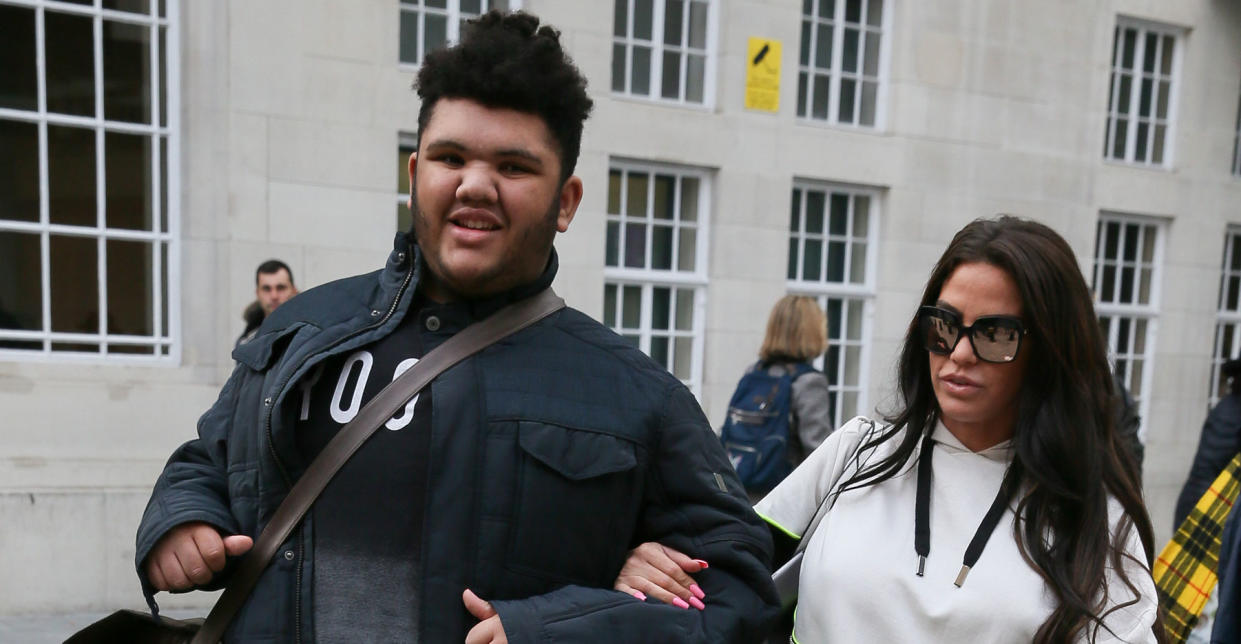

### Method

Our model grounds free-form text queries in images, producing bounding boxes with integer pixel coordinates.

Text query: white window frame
[602,159,711,395]
[1211,227,1241,406]
[610,0,719,108]
[398,0,521,68]
[1092,213,1166,441]
[786,180,880,429]
[1103,17,1181,168]
[0,0,180,364]
[796,0,890,130]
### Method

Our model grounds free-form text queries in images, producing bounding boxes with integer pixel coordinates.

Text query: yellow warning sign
[745,37,782,113]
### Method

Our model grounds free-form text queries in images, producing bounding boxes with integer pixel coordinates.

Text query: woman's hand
[614,542,709,610]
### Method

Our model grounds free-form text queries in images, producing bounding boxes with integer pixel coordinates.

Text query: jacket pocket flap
[517,422,637,481]
[231,322,311,371]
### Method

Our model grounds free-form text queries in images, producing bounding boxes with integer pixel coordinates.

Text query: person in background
[236,259,298,347]
[617,216,1161,642]
[719,295,831,498]
[1174,358,1241,527]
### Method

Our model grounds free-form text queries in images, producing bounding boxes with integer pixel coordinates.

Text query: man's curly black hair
[414,10,593,182]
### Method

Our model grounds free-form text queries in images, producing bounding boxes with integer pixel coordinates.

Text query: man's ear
[556,176,584,233]
[406,151,418,210]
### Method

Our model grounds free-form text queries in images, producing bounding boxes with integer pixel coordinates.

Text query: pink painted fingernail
[692,559,710,569]
[672,597,690,610]
[688,596,706,611]
[689,584,705,600]
[631,590,647,601]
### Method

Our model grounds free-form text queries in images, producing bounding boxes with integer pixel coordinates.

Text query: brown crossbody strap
[191,288,565,644]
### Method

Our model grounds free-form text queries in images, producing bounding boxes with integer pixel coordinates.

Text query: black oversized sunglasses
[917,306,1026,364]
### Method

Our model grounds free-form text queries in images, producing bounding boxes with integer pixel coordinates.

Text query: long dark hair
[840,216,1161,642]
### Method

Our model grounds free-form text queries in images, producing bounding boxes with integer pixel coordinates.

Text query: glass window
[1211,229,1241,404]
[603,161,709,394]
[787,181,878,427]
[0,1,178,360]
[1092,214,1164,437]
[797,0,885,127]
[396,132,418,233]
[612,0,715,106]
[1104,20,1179,167]
[398,0,517,66]
[1233,87,1241,176]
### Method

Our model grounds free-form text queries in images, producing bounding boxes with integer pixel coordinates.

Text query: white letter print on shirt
[330,350,374,424]
[385,358,420,431]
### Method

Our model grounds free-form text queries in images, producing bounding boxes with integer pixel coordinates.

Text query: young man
[136,11,777,642]
[235,259,298,347]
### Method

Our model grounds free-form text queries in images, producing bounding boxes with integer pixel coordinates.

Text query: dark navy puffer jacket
[135,234,779,643]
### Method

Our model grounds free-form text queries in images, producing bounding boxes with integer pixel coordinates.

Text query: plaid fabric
[1154,452,1241,643]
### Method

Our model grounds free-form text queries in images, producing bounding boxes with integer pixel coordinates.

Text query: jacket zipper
[261,258,415,643]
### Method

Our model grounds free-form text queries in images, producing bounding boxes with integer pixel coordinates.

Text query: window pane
[634,0,653,40]
[686,54,705,103]
[46,11,95,117]
[688,1,708,50]
[608,170,622,213]
[859,81,876,125]
[804,239,823,281]
[397,201,412,234]
[664,0,683,46]
[661,50,681,99]
[606,221,620,266]
[651,336,669,367]
[1134,122,1149,161]
[0,5,37,111]
[158,27,167,126]
[399,10,420,64]
[653,175,674,219]
[612,43,627,92]
[632,46,652,95]
[103,0,150,13]
[797,72,808,117]
[1161,35,1174,74]
[622,285,641,328]
[0,231,43,336]
[652,286,671,329]
[49,125,97,227]
[614,0,628,37]
[1142,33,1157,73]
[673,336,693,379]
[827,240,845,281]
[0,119,40,223]
[1152,124,1165,164]
[1156,81,1169,119]
[829,193,848,234]
[814,24,832,68]
[850,241,867,283]
[842,28,859,72]
[680,177,699,222]
[103,20,152,124]
[107,239,153,336]
[788,238,799,279]
[159,137,168,233]
[425,14,447,53]
[845,0,862,22]
[677,228,696,272]
[790,190,802,231]
[676,289,693,330]
[866,0,883,26]
[652,225,673,269]
[461,0,481,13]
[799,20,812,66]
[820,0,835,19]
[854,196,869,234]
[604,283,617,327]
[847,299,863,340]
[624,222,646,268]
[50,235,99,333]
[1138,78,1152,118]
[1112,119,1128,159]
[839,78,856,123]
[844,345,861,385]
[806,191,825,233]
[1121,29,1136,70]
[863,32,880,76]
[812,73,829,119]
[105,132,153,230]
[826,298,842,340]
[626,172,649,217]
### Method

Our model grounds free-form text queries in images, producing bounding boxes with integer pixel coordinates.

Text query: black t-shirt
[294,299,433,642]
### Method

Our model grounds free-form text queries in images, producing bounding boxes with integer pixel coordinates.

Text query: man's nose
[457,163,498,204]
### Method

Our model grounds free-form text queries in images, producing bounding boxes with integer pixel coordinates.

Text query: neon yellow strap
[755,508,802,540]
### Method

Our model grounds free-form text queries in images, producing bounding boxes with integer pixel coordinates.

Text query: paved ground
[0,609,203,643]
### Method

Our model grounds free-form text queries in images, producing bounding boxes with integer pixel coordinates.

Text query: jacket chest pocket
[506,421,641,586]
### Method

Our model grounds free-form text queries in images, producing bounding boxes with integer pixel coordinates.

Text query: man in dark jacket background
[135,10,777,643]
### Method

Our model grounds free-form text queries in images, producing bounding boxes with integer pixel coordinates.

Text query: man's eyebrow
[423,140,544,166]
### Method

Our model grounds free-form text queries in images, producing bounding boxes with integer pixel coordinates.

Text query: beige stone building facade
[1,0,1239,613]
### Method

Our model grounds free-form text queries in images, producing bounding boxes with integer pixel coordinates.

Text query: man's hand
[145,521,253,591]
[464,589,507,644]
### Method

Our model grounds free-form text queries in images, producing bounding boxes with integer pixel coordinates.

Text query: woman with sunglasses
[613,216,1160,642]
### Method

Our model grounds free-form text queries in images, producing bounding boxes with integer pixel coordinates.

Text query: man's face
[408,98,583,302]
[256,269,297,315]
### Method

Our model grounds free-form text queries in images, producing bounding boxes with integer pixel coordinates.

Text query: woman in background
[617,217,1161,643]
